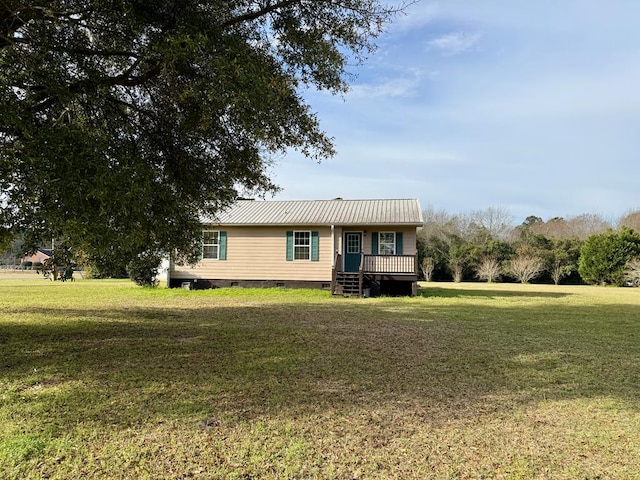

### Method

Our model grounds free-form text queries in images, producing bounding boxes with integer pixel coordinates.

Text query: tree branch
[107,62,163,87]
[0,4,95,47]
[50,47,137,58]
[220,0,300,28]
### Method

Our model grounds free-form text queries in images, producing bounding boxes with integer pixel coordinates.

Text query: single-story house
[168,198,424,296]
[21,248,52,267]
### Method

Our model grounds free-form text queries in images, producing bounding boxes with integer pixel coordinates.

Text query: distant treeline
[417,207,640,286]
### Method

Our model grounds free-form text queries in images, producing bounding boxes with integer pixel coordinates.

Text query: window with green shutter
[286,231,294,261]
[374,231,403,255]
[311,231,319,261]
[219,231,227,260]
[202,230,227,260]
[286,230,319,261]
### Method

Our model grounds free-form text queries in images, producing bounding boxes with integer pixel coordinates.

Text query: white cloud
[426,32,482,56]
[348,70,422,98]
[273,1,640,220]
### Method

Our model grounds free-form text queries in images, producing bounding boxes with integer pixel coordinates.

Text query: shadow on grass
[418,286,571,299]
[1,298,640,436]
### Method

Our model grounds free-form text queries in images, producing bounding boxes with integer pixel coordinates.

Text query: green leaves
[578,228,640,286]
[1,0,397,268]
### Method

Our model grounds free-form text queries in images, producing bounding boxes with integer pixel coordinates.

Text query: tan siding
[171,225,418,282]
[171,226,333,281]
[400,227,418,255]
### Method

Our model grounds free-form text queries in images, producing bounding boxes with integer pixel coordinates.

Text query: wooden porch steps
[333,272,361,296]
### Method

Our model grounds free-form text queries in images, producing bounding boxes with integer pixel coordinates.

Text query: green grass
[1,279,640,479]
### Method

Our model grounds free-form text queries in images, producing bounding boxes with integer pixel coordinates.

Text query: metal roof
[203,198,424,226]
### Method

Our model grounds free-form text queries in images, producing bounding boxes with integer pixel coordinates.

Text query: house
[21,248,52,268]
[168,198,424,296]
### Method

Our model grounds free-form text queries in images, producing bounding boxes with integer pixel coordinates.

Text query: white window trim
[378,231,396,255]
[293,230,312,261]
[202,230,220,260]
[345,232,362,255]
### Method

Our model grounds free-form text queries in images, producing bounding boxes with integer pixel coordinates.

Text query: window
[378,232,396,255]
[286,231,319,261]
[346,233,361,254]
[372,231,403,255]
[294,231,311,260]
[202,230,220,259]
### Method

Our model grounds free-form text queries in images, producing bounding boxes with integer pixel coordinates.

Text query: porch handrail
[362,254,416,274]
[331,252,342,292]
[333,252,342,272]
[358,252,364,297]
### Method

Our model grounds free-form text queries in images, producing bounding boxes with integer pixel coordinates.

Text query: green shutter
[311,231,319,261]
[198,231,204,260]
[371,232,378,254]
[286,231,293,261]
[219,231,227,260]
[396,232,403,255]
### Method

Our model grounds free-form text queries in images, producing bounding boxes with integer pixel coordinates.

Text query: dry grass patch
[1,279,640,478]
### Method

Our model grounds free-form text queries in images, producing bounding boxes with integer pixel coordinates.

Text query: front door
[344,232,362,272]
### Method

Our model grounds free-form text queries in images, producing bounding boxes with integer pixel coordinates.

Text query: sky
[266,0,640,224]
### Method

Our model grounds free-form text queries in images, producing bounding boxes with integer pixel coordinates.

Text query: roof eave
[202,222,424,227]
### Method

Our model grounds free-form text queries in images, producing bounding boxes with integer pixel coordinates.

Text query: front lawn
[1,280,639,478]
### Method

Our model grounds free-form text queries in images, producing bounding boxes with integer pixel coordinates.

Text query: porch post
[331,224,335,268]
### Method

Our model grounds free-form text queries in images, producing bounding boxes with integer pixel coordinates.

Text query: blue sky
[268,1,640,224]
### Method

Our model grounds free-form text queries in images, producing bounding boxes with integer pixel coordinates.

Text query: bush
[82,262,128,279]
[21,261,32,270]
[126,253,161,287]
[421,257,435,281]
[476,256,502,283]
[579,228,640,286]
[507,254,545,283]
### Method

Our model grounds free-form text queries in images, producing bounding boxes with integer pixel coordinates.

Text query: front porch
[331,253,418,297]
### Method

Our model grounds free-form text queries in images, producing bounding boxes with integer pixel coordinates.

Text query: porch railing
[332,252,342,287]
[332,252,417,296]
[361,254,417,274]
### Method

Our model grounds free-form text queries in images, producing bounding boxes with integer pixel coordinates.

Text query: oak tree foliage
[0,0,403,266]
